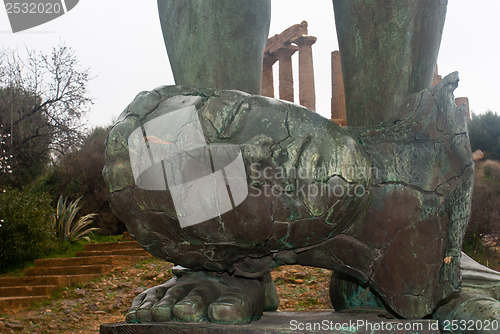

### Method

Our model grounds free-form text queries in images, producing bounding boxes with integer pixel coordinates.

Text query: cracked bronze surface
[104,72,473,318]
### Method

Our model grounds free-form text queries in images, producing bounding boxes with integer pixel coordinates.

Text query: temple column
[432,64,442,87]
[274,46,297,103]
[455,97,470,120]
[295,36,317,111]
[331,51,347,126]
[262,55,277,98]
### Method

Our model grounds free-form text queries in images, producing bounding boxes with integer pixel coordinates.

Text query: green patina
[100,0,499,328]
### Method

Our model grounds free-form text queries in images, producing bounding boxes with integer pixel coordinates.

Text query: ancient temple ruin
[261,21,317,111]
[263,23,470,126]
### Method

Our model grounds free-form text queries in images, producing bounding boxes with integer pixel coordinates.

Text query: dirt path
[0,259,331,333]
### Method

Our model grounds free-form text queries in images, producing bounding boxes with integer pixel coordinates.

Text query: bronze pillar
[333,0,447,126]
[158,0,271,95]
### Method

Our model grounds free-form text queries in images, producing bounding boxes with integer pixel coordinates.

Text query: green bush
[464,160,500,253]
[0,188,56,272]
[468,111,500,159]
[41,126,125,235]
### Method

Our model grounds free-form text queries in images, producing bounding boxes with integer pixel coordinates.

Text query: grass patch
[0,263,34,278]
[44,240,87,259]
[297,297,321,309]
[87,232,123,244]
[31,299,54,310]
[463,238,500,271]
[133,258,158,269]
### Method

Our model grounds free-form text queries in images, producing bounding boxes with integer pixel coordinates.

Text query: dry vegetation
[0,259,331,334]
[463,160,500,271]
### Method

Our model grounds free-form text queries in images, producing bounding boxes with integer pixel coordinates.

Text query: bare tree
[0,43,92,186]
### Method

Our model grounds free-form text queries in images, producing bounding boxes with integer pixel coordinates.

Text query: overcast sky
[1,0,499,128]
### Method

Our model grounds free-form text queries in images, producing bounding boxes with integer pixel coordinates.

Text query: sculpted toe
[151,304,174,322]
[136,307,154,322]
[208,294,256,324]
[172,298,208,322]
[125,308,138,323]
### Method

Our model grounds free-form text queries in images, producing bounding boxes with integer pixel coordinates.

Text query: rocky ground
[0,258,332,334]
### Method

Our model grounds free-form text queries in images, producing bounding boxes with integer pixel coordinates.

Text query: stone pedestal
[100,311,440,334]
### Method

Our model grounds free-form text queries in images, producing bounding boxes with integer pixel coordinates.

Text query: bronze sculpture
[103,0,500,328]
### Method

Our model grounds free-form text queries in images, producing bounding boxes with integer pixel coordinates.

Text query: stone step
[34,255,133,267]
[24,264,116,277]
[0,236,146,313]
[76,249,151,258]
[82,241,143,251]
[0,275,69,287]
[0,274,101,288]
[0,285,58,297]
[0,296,47,313]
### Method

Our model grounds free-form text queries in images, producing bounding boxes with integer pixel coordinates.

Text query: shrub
[52,195,100,243]
[468,111,500,159]
[0,188,56,272]
[50,126,125,235]
[464,160,500,251]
